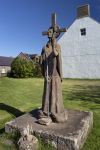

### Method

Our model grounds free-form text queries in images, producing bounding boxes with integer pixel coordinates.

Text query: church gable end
[58,5,100,79]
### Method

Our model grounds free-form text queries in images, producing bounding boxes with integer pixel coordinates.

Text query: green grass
[0,77,100,150]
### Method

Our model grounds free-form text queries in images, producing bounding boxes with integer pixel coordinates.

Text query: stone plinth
[5,109,93,150]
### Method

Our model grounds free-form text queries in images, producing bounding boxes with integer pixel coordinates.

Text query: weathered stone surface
[5,109,93,150]
[18,135,38,150]
[38,117,52,126]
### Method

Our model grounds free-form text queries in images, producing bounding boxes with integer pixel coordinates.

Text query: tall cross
[42,13,67,40]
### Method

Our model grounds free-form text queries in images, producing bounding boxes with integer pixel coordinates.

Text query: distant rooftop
[0,56,14,66]
[18,52,39,60]
[23,53,38,59]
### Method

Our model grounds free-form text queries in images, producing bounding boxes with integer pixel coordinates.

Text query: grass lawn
[0,77,100,150]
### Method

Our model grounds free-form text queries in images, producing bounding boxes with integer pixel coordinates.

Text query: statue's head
[48,27,53,38]
[47,26,60,40]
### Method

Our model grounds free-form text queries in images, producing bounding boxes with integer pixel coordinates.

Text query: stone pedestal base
[5,109,93,150]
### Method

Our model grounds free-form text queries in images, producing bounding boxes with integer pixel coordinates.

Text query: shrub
[11,57,34,78]
[33,62,42,77]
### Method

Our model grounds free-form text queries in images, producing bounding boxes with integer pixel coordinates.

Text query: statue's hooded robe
[40,42,66,122]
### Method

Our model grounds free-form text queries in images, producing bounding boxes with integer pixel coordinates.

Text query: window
[80,28,86,36]
[1,68,6,73]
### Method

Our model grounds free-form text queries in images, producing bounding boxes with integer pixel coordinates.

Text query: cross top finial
[42,13,67,40]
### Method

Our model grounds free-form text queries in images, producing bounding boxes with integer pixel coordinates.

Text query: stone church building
[59,5,100,79]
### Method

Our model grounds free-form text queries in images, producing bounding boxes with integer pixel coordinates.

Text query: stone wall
[0,66,11,77]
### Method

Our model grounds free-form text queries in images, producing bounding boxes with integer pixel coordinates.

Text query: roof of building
[18,52,39,60]
[0,56,14,66]
[23,53,38,59]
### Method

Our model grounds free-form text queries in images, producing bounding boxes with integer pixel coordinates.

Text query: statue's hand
[53,43,58,56]
[51,39,59,56]
[53,49,58,56]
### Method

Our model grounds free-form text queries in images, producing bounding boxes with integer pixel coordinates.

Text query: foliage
[33,63,42,77]
[0,78,100,150]
[11,57,34,78]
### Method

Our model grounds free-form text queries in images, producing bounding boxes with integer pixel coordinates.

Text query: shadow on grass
[0,103,24,117]
[0,103,25,134]
[63,85,100,104]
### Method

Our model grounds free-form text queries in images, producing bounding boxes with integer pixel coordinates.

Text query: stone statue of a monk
[38,14,67,125]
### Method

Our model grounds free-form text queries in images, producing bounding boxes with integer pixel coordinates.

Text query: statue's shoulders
[42,44,52,53]
[42,43,61,53]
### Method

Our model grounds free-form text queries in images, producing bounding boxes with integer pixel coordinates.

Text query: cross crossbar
[42,13,67,39]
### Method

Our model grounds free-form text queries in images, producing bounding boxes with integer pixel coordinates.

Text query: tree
[11,57,34,78]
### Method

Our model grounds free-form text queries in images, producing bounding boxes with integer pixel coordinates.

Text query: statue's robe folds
[40,43,67,122]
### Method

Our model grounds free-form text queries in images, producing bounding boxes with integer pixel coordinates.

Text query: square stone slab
[5,109,93,150]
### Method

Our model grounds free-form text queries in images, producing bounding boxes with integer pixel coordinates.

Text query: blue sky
[0,0,100,57]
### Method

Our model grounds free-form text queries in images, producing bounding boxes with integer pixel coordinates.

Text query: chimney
[77,4,90,19]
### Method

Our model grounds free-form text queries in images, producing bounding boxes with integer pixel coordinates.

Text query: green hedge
[11,57,34,78]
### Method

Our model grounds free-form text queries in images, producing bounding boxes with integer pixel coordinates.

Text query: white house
[58,5,100,79]
[0,56,14,77]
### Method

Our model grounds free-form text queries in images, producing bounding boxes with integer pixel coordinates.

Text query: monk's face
[48,28,53,38]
